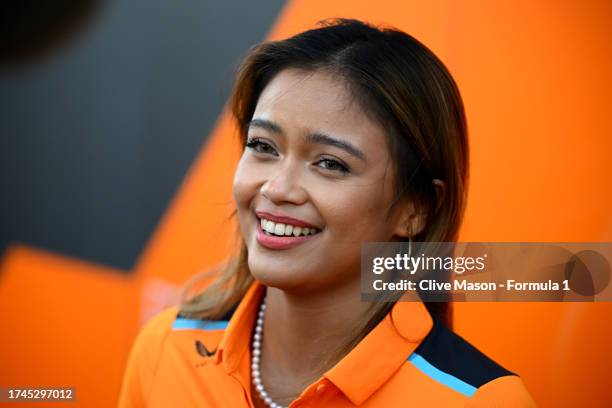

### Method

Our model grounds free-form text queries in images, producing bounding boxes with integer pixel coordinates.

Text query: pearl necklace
[251,296,287,408]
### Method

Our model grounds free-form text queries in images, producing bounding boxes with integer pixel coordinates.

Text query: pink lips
[255,218,320,250]
[254,210,319,229]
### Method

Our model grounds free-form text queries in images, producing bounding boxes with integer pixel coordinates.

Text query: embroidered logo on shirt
[195,340,217,357]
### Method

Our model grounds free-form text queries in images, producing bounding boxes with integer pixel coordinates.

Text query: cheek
[319,183,390,236]
[232,157,258,208]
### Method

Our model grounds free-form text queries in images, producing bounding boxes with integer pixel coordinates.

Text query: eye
[314,158,350,174]
[245,138,278,156]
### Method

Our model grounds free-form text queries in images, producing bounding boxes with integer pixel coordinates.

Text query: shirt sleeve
[116,306,179,408]
[466,375,538,408]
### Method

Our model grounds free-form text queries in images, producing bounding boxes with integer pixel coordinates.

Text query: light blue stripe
[408,353,477,397]
[172,318,229,331]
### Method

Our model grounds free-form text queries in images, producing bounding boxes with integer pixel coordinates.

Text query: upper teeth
[260,218,319,236]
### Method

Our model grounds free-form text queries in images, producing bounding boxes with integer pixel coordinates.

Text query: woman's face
[233,68,411,294]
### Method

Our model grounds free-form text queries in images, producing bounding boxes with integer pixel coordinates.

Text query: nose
[260,159,308,205]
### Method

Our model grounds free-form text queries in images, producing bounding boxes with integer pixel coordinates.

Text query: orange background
[1,1,611,406]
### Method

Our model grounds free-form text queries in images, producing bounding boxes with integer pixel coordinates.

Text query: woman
[118,19,536,407]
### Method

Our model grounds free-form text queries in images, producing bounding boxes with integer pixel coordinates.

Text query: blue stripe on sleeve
[172,318,229,331]
[408,352,477,397]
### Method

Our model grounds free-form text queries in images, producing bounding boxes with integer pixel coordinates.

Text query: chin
[247,260,316,293]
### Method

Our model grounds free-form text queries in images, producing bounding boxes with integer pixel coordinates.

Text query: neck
[257,278,370,402]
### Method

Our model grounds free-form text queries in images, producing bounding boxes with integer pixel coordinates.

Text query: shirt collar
[215,280,433,405]
[214,280,265,372]
[324,297,433,405]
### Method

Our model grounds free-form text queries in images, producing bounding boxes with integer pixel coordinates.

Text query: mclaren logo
[195,340,217,357]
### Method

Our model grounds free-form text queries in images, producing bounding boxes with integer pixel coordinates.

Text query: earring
[408,235,412,259]
[406,226,413,259]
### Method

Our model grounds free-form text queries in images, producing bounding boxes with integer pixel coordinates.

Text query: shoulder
[409,320,537,407]
[127,302,238,366]
[133,303,238,356]
[130,306,180,361]
[143,306,181,339]
[118,304,237,407]
[467,375,537,407]
[413,319,513,390]
[118,306,180,407]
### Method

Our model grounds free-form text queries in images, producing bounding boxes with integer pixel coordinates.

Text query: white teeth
[259,217,320,237]
[264,220,275,234]
[274,223,285,236]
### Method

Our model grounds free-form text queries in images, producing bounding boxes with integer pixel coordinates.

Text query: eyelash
[245,138,277,156]
[244,138,351,174]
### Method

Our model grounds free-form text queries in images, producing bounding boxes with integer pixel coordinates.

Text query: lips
[254,210,321,230]
[254,214,321,250]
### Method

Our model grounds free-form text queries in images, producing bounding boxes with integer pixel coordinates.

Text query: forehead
[252,68,389,158]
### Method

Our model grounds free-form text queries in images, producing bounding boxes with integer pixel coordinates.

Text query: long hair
[179,18,468,375]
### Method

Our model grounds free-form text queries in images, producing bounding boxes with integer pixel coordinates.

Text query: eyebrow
[247,118,367,162]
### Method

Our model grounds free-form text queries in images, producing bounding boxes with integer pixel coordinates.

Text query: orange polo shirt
[118,280,536,407]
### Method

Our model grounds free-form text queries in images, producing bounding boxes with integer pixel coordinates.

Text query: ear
[392,179,446,239]
[391,199,427,239]
[432,179,446,213]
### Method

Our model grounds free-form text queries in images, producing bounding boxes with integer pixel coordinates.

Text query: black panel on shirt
[414,319,515,388]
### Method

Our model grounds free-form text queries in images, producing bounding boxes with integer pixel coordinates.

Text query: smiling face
[232,68,413,295]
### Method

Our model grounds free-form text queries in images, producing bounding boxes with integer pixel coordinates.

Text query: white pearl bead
[251,295,287,408]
